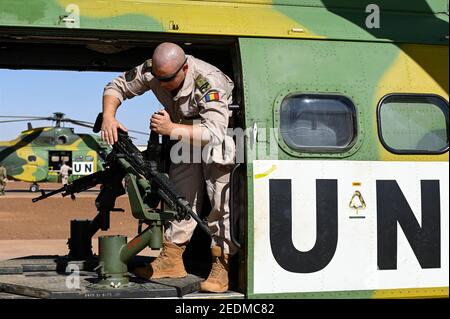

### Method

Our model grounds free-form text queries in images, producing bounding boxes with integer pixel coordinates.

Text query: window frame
[275,92,359,155]
[377,93,449,155]
[28,155,37,162]
[57,135,68,145]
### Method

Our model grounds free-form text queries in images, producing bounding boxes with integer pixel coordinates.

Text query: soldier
[0,164,7,195]
[59,161,72,186]
[101,42,237,293]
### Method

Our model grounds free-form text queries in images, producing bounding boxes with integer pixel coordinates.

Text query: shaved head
[151,42,188,92]
[152,42,186,71]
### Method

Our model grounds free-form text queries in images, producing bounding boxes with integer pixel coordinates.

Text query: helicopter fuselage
[0,127,110,184]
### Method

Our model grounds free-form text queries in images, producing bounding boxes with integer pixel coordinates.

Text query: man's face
[152,61,188,92]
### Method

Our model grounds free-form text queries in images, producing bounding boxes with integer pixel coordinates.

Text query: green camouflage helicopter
[0,112,147,192]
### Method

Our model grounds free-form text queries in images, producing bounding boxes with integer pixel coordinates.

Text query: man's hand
[150,109,174,136]
[101,116,128,145]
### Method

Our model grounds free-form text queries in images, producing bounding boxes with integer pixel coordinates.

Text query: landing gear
[29,183,39,192]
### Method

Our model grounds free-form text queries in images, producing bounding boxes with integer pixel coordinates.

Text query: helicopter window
[75,155,84,161]
[61,156,70,162]
[378,94,449,154]
[57,135,68,145]
[28,155,37,162]
[85,156,94,161]
[51,156,60,162]
[279,94,356,152]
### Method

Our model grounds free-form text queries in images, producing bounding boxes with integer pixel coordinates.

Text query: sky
[0,69,163,145]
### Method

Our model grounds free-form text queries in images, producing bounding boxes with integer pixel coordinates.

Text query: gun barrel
[179,199,213,238]
[32,171,107,203]
[32,187,66,202]
[152,172,213,237]
[112,129,213,237]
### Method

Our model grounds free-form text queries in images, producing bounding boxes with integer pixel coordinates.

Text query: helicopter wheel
[29,183,40,193]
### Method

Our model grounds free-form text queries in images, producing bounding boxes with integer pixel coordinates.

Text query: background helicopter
[0,112,148,192]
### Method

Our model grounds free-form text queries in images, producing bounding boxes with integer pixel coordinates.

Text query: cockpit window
[378,94,449,154]
[280,94,357,152]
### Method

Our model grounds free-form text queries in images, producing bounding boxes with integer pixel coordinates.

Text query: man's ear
[183,64,189,72]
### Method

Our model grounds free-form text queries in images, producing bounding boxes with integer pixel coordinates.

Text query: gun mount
[32,112,212,288]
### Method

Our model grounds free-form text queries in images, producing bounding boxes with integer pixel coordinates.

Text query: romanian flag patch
[204,91,220,102]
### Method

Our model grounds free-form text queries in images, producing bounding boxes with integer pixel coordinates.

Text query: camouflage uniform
[104,55,237,255]
[0,165,7,195]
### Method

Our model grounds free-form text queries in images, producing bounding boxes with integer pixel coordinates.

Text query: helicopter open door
[48,151,72,182]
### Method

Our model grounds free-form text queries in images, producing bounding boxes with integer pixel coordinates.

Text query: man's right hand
[101,116,128,145]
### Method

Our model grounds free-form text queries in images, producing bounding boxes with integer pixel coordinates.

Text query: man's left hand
[150,109,174,136]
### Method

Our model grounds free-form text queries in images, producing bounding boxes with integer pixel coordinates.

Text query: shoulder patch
[204,90,221,102]
[195,75,212,94]
[125,67,137,82]
[141,59,152,74]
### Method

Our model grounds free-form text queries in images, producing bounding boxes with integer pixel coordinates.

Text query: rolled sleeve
[102,62,152,102]
[103,87,126,103]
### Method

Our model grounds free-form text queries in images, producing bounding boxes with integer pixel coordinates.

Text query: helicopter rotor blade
[67,119,148,136]
[126,129,150,136]
[0,119,50,123]
[63,118,94,126]
[67,117,149,136]
[0,113,149,136]
[64,119,94,129]
[64,119,94,125]
[0,115,50,119]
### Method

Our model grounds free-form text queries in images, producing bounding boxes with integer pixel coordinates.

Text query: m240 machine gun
[32,113,212,288]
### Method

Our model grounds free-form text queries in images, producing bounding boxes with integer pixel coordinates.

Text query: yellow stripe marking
[255,164,277,179]
[373,287,448,299]
[58,0,322,39]
[376,44,449,162]
[14,146,46,182]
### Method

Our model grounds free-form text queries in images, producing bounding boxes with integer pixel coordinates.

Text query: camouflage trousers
[0,181,5,194]
[164,162,237,256]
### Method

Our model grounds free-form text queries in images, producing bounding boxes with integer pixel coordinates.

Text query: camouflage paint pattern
[0,127,109,182]
[0,1,447,43]
[0,0,447,298]
[240,38,448,299]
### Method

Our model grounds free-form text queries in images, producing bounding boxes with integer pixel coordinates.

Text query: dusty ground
[0,181,158,259]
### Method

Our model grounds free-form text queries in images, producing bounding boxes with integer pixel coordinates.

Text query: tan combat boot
[200,246,229,293]
[134,241,187,279]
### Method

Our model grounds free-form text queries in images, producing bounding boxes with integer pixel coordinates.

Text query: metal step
[0,255,151,275]
[0,255,203,299]
[0,291,37,299]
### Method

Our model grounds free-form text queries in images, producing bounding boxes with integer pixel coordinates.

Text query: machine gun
[32,168,121,203]
[33,112,212,237]
[113,129,213,235]
[32,113,213,288]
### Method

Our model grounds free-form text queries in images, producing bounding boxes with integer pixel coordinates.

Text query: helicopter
[0,0,447,300]
[0,112,147,192]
